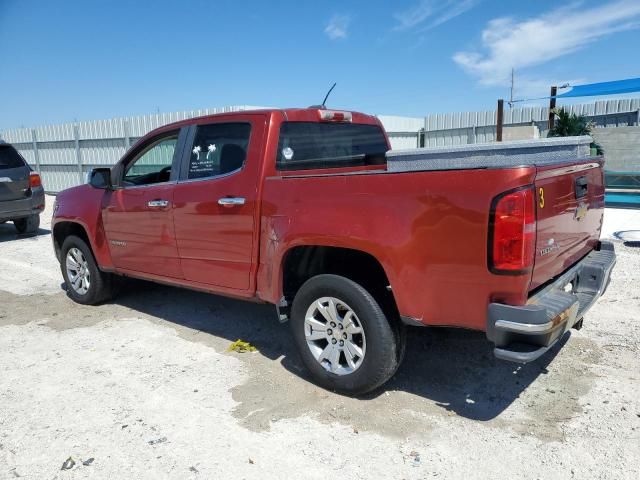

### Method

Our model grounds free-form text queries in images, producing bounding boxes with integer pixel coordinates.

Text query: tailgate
[531,159,605,290]
[0,145,30,202]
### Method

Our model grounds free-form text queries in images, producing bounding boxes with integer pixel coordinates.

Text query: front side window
[123,134,178,186]
[276,122,388,171]
[187,123,251,180]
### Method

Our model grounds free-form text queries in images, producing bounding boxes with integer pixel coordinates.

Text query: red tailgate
[530,160,605,290]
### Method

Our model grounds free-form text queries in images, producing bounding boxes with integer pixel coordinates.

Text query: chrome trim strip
[535,161,601,180]
[495,319,554,334]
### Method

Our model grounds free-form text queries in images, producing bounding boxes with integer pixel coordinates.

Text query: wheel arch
[52,221,90,259]
[280,245,400,322]
[52,220,112,269]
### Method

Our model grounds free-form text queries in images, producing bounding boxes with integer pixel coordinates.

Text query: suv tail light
[489,186,536,274]
[29,172,42,188]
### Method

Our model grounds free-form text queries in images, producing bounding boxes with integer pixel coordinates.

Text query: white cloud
[393,0,478,32]
[394,1,436,31]
[324,14,350,40]
[454,0,640,87]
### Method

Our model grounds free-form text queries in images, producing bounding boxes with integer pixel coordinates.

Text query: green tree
[548,108,591,137]
[548,107,603,154]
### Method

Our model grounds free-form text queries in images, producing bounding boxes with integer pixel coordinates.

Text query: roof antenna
[321,82,337,108]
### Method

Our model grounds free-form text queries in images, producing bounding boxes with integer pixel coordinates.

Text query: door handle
[218,197,245,207]
[147,199,169,208]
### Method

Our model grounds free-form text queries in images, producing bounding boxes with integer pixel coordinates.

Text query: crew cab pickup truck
[52,108,616,394]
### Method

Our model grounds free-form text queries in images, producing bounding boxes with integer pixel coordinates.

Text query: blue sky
[1,0,639,130]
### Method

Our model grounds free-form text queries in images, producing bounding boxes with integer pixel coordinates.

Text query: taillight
[317,110,352,122]
[489,186,536,274]
[29,172,42,188]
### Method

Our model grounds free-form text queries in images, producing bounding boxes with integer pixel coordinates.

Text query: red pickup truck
[52,108,616,394]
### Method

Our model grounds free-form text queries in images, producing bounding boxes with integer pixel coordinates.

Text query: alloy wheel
[304,297,367,375]
[66,247,91,295]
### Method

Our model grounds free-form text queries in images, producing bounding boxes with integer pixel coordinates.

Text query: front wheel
[14,214,40,234]
[60,235,114,305]
[290,274,404,395]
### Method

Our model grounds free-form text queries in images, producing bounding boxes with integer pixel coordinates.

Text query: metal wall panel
[39,165,83,193]
[78,118,125,140]
[1,129,31,143]
[387,133,421,150]
[378,115,424,133]
[36,141,76,165]
[35,123,75,142]
[79,139,128,165]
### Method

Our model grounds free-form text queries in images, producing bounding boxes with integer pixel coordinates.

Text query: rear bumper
[0,187,45,221]
[487,241,616,363]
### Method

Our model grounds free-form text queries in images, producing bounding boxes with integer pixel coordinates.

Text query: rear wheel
[290,274,404,395]
[14,214,40,234]
[60,235,114,305]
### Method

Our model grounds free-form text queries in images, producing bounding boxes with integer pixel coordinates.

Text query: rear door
[531,160,605,290]
[0,145,30,202]
[172,115,267,291]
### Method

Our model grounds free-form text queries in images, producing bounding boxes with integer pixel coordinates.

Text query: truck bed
[384,135,604,291]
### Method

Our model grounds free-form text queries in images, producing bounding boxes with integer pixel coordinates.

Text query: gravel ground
[0,197,638,479]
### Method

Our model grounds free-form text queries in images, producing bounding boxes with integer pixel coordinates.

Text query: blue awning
[557,77,640,98]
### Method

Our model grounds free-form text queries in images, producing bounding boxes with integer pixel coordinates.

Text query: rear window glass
[276,122,388,171]
[0,146,26,170]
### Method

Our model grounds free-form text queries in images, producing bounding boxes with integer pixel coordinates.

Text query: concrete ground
[0,196,638,479]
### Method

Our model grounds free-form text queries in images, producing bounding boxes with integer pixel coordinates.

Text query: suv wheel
[14,214,40,234]
[60,235,114,305]
[290,274,404,395]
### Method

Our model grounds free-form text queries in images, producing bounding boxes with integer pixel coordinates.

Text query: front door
[172,116,266,291]
[103,129,185,278]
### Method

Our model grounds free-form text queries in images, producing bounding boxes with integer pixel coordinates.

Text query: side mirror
[88,167,112,189]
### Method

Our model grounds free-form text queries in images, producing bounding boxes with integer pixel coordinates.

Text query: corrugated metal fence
[2,99,639,193]
[421,98,640,147]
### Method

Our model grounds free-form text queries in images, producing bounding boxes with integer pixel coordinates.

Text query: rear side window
[187,123,251,179]
[0,146,27,170]
[276,122,388,171]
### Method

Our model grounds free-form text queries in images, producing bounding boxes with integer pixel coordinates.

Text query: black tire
[290,274,404,396]
[14,214,40,234]
[60,235,114,305]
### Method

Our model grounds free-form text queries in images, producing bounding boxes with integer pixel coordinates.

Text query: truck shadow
[385,327,566,421]
[113,279,565,422]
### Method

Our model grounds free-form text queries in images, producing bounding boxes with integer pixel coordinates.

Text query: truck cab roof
[158,107,381,131]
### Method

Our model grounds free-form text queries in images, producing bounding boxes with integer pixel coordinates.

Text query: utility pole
[548,85,557,130]
[508,68,515,108]
[496,99,504,142]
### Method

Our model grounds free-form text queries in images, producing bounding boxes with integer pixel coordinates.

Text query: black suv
[0,141,44,234]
